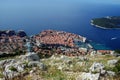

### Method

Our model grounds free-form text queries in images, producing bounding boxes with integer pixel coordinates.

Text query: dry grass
[1,54,120,80]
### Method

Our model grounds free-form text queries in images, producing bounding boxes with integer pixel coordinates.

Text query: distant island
[91,16,120,29]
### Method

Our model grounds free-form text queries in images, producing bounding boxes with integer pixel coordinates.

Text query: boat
[111,37,117,40]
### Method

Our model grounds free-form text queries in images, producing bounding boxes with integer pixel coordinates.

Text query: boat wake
[111,37,117,40]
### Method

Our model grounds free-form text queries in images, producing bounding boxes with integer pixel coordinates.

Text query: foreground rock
[21,52,40,61]
[89,62,104,73]
[3,62,25,78]
[76,72,100,80]
[28,61,45,70]
[0,59,16,68]
[107,71,115,76]
[107,59,118,67]
[0,52,45,79]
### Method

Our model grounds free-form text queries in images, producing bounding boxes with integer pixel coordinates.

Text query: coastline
[0,29,115,50]
[90,19,120,30]
[90,20,110,29]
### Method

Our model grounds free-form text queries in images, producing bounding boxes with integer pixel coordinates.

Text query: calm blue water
[0,0,120,50]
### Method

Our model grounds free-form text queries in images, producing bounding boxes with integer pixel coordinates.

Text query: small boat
[111,37,117,40]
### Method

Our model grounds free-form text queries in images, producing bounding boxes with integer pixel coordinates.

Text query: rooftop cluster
[0,30,27,54]
[34,30,86,47]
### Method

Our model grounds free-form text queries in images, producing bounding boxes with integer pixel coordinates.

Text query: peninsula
[34,30,86,47]
[91,16,120,29]
[0,29,89,57]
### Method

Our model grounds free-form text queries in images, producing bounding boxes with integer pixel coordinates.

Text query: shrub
[104,66,113,71]
[114,59,120,73]
[105,59,120,73]
[0,73,4,78]
[115,50,120,54]
[9,66,17,72]
[23,61,29,67]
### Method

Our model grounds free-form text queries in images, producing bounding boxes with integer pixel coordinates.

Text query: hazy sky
[0,0,120,4]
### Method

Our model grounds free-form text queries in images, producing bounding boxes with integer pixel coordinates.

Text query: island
[91,16,120,29]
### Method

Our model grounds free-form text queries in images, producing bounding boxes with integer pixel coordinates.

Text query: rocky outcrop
[28,61,45,70]
[107,71,115,76]
[21,52,40,61]
[3,62,25,78]
[78,56,89,61]
[76,61,117,80]
[60,55,70,61]
[89,62,104,73]
[76,72,100,80]
[0,59,16,68]
[0,59,25,79]
[107,59,118,66]
[0,52,45,79]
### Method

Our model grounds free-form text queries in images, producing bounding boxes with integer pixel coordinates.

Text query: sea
[0,0,120,50]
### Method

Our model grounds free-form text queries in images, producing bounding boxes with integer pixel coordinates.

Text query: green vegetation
[104,59,120,74]
[14,49,26,55]
[0,73,4,78]
[38,66,67,80]
[0,50,25,61]
[9,66,17,72]
[91,16,120,29]
[0,68,4,78]
[115,50,120,54]
[114,59,120,73]
[1,53,120,80]
[72,64,84,72]
[0,56,15,61]
[23,61,29,67]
